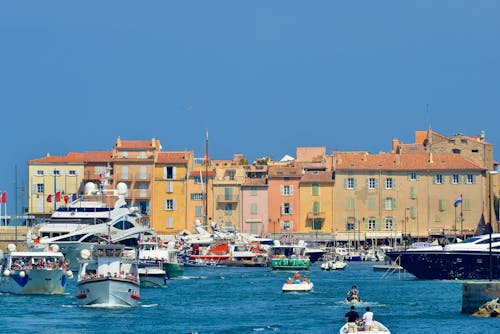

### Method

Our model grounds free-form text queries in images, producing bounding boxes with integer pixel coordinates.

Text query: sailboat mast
[205,131,209,227]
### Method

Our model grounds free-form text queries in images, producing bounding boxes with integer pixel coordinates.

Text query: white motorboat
[138,262,167,288]
[321,260,347,271]
[0,243,73,294]
[138,237,184,279]
[282,280,314,293]
[75,244,140,307]
[339,320,390,334]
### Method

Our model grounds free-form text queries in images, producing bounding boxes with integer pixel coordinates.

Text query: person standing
[362,306,374,331]
[344,305,360,333]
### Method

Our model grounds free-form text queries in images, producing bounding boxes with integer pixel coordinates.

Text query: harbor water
[1,262,498,333]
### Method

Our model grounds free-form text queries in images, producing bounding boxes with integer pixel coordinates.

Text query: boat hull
[163,263,184,278]
[0,269,68,294]
[76,278,140,307]
[282,281,313,292]
[386,250,500,280]
[270,258,311,271]
[339,320,390,334]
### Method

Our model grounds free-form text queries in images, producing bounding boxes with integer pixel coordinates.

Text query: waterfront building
[332,151,486,245]
[241,164,268,236]
[185,157,215,231]
[111,138,161,226]
[28,152,103,216]
[152,151,191,234]
[268,165,302,236]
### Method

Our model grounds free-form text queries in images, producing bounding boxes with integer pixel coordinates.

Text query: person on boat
[347,285,360,301]
[293,272,302,283]
[286,277,293,284]
[362,306,374,331]
[303,275,310,283]
[344,305,360,333]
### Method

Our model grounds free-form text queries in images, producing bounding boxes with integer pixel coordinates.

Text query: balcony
[216,194,240,203]
[306,212,326,221]
[126,189,152,199]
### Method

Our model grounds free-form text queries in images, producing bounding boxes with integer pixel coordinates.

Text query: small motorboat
[339,320,390,334]
[282,280,314,293]
[321,260,347,271]
[345,295,362,303]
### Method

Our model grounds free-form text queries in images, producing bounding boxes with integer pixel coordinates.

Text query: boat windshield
[459,237,483,244]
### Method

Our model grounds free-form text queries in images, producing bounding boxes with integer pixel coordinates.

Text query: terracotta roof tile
[300,171,334,183]
[29,152,111,164]
[117,140,157,149]
[242,178,268,187]
[157,152,189,164]
[268,166,302,178]
[334,152,485,171]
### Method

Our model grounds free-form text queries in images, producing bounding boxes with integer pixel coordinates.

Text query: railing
[216,195,240,203]
[307,212,326,220]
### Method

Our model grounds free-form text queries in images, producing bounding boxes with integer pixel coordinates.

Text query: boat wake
[140,303,158,308]
[176,275,208,280]
[252,324,282,332]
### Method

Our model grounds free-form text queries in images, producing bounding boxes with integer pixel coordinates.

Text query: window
[471,149,479,153]
[282,202,292,215]
[439,199,446,212]
[163,199,176,211]
[166,181,174,193]
[113,221,134,230]
[368,197,376,210]
[385,177,394,189]
[281,185,293,196]
[409,172,418,181]
[345,177,356,189]
[410,206,417,219]
[191,193,204,201]
[312,183,319,196]
[139,151,146,159]
[53,170,61,176]
[346,220,355,231]
[166,217,174,228]
[466,174,475,184]
[452,148,461,154]
[410,187,417,199]
[139,166,147,179]
[250,203,258,215]
[347,198,355,210]
[194,176,202,184]
[312,201,320,214]
[384,197,395,210]
[368,178,376,190]
[195,206,203,217]
[68,170,77,176]
[452,174,460,184]
[224,188,233,200]
[163,166,176,180]
[122,166,128,179]
[385,217,393,230]
[281,221,292,231]
[225,170,235,180]
[435,174,443,184]
[35,170,45,176]
[121,151,128,158]
[224,203,232,215]
[35,184,44,193]
[251,187,257,196]
[367,218,376,230]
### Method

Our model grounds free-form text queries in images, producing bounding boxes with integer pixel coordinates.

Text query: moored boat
[138,261,167,288]
[321,259,348,271]
[339,320,390,334]
[386,233,500,280]
[75,244,140,307]
[0,243,73,294]
[268,243,311,271]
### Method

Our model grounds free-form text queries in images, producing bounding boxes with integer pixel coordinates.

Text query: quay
[462,281,500,314]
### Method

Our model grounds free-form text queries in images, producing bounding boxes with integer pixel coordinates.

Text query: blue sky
[1,1,499,213]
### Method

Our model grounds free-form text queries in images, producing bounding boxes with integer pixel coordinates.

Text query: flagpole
[460,194,464,239]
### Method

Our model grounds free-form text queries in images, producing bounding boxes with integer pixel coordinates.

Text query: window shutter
[366,178,370,189]
[173,200,176,210]
[32,184,37,192]
[289,185,294,195]
[163,200,168,210]
[167,217,174,228]
[353,178,357,189]
[393,198,397,209]
[289,203,293,214]
[280,185,284,195]
[393,178,396,189]
[463,199,470,210]
[375,178,378,189]
[344,178,348,189]
[172,167,177,180]
[343,217,348,229]
[368,197,376,210]
[410,187,417,199]
[163,167,167,179]
[407,173,411,180]
[281,203,284,215]
[375,217,380,229]
[473,175,477,184]
[410,206,417,219]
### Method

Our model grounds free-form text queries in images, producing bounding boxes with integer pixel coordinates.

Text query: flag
[47,194,52,203]
[454,197,463,208]
[63,195,69,204]
[71,193,77,201]
[55,191,61,202]
[1,192,5,204]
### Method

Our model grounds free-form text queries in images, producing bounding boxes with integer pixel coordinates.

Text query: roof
[29,152,111,164]
[157,152,189,164]
[242,178,268,187]
[300,171,334,184]
[115,138,161,149]
[334,152,485,171]
[268,166,302,178]
[189,170,216,177]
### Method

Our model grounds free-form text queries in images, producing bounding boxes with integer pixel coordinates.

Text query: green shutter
[353,178,357,189]
[410,206,417,219]
[463,199,470,210]
[410,187,417,199]
[344,178,348,189]
[393,178,397,189]
[368,197,376,210]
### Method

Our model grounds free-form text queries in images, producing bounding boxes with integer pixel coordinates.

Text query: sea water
[1,262,498,333]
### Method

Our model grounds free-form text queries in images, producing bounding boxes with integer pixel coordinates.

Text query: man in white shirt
[362,306,374,331]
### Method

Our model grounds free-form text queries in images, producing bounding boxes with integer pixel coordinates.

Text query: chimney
[392,139,399,153]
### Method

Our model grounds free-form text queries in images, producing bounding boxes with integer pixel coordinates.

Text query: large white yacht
[26,182,155,271]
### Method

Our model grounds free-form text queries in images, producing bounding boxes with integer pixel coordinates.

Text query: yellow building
[299,171,334,238]
[185,157,215,232]
[28,153,87,216]
[152,151,191,234]
[332,152,486,245]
